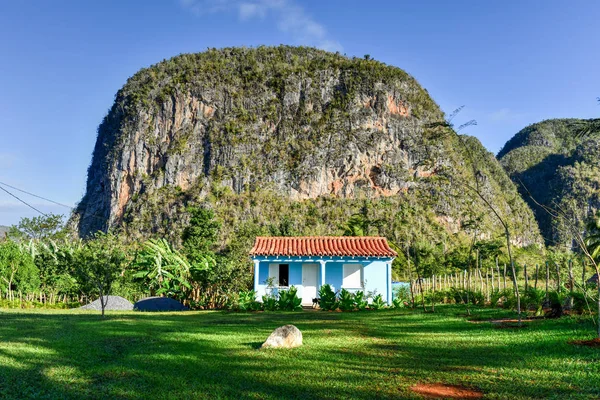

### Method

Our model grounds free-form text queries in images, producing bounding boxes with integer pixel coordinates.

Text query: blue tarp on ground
[134,297,189,312]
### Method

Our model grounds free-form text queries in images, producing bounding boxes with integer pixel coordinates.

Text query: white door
[302,264,318,305]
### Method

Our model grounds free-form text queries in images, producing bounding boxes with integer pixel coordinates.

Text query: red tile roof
[249,236,398,258]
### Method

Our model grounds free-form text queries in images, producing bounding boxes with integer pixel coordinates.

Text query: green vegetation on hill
[0,306,598,399]
[498,118,600,246]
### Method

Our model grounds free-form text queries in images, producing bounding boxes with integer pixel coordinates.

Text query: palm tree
[340,200,383,237]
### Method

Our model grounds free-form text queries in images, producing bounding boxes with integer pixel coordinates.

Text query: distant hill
[498,118,600,247]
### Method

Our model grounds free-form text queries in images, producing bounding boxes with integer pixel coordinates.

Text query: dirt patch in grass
[467,318,536,328]
[410,383,483,399]
[490,318,535,324]
[569,338,600,347]
[493,322,530,330]
[491,318,538,329]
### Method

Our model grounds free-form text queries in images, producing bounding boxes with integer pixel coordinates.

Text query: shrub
[391,297,405,309]
[425,290,447,304]
[501,291,518,310]
[339,289,356,311]
[490,289,507,307]
[318,284,339,311]
[354,290,368,311]
[277,286,302,311]
[448,288,484,305]
[370,294,386,310]
[449,287,468,304]
[523,287,545,316]
[393,285,411,306]
[569,291,588,314]
[227,290,261,312]
[262,294,278,311]
[470,290,485,305]
[547,291,567,318]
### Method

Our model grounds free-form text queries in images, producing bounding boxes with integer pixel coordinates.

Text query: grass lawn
[0,306,599,399]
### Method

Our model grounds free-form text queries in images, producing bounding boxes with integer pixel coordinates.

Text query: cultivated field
[0,306,598,399]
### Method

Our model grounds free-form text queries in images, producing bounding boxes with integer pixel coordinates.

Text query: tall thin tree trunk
[431,274,436,312]
[597,282,600,338]
[568,259,574,309]
[100,290,106,317]
[534,264,539,290]
[407,246,415,307]
[568,259,574,291]
[524,264,529,291]
[485,267,490,303]
[417,274,426,312]
[509,259,521,324]
[545,261,550,300]
[478,252,484,295]
[466,264,472,315]
[555,262,561,292]
[503,264,507,291]
[496,257,501,291]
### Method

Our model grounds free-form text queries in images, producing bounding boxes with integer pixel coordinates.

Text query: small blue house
[250,236,397,305]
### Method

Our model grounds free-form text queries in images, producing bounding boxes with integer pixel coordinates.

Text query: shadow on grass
[0,306,599,399]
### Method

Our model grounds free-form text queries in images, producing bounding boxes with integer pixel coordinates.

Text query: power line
[0,180,112,227]
[0,185,49,217]
[0,181,73,209]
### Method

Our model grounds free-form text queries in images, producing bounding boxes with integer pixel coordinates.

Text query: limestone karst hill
[73,46,541,251]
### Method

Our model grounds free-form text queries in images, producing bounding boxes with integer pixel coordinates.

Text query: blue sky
[0,0,598,226]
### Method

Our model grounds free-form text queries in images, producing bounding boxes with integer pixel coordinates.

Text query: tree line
[0,207,249,315]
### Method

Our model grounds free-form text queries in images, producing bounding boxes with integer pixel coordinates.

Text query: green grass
[0,306,598,399]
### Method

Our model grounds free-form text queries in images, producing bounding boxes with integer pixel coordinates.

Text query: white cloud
[489,108,527,122]
[239,3,266,20]
[180,0,342,52]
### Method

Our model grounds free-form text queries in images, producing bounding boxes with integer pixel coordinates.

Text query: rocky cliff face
[73,46,541,248]
[498,118,600,247]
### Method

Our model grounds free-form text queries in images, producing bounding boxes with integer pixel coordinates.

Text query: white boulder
[261,325,303,349]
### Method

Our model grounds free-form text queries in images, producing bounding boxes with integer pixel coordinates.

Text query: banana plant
[133,238,211,300]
